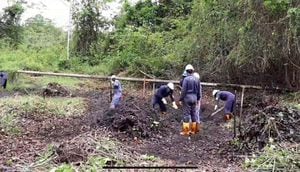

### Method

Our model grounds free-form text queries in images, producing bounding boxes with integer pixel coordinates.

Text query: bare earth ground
[0,83,245,171]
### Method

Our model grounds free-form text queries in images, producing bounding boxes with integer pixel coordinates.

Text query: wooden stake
[143,77,146,98]
[152,83,155,94]
[233,90,237,138]
[239,87,245,132]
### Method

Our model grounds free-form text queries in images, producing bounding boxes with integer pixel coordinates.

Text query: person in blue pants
[0,72,8,89]
[179,64,201,136]
[110,75,122,109]
[152,82,178,115]
[193,72,202,125]
[213,90,236,121]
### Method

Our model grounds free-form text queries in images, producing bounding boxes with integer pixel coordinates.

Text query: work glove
[162,98,167,104]
[172,102,178,109]
[214,105,218,111]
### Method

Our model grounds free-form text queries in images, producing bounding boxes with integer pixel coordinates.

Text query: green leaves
[264,0,291,13]
[0,2,24,47]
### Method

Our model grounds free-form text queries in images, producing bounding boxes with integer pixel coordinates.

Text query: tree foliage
[185,0,300,87]
[72,0,110,59]
[0,2,24,47]
[0,0,299,88]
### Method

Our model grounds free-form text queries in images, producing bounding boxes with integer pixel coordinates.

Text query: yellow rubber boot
[190,122,197,135]
[180,122,190,136]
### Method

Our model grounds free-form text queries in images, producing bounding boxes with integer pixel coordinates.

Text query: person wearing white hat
[212,90,236,121]
[179,64,201,136]
[152,82,178,115]
[110,75,122,109]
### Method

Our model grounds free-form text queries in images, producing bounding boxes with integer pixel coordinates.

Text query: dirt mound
[98,95,178,139]
[54,141,88,164]
[239,104,300,150]
[42,82,71,97]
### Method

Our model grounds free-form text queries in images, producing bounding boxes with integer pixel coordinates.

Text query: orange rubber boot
[224,113,233,121]
[180,122,190,136]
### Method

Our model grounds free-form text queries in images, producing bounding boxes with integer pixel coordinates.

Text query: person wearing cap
[179,64,201,136]
[212,90,235,121]
[110,75,122,109]
[193,72,202,126]
[0,72,8,89]
[152,82,178,115]
[179,71,187,87]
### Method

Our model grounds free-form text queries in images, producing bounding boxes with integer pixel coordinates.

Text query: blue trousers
[182,94,197,122]
[152,96,167,112]
[110,93,122,109]
[224,95,235,114]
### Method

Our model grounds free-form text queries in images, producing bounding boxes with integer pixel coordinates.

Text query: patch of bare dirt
[88,88,244,171]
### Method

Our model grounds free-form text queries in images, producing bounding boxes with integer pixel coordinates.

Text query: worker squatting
[109,64,236,136]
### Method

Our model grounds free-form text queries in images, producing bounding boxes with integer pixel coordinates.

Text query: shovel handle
[210,107,224,117]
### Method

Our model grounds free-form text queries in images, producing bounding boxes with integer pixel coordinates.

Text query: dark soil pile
[233,91,300,151]
[98,95,177,139]
[42,82,71,97]
[239,105,300,150]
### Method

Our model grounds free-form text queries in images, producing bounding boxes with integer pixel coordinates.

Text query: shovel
[210,107,224,117]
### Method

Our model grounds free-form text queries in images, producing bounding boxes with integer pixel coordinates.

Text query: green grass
[0,112,20,135]
[280,91,300,110]
[6,75,84,92]
[0,96,86,135]
[244,144,300,171]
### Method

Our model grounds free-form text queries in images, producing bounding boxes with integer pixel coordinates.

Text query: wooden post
[152,83,155,94]
[109,80,112,103]
[143,77,146,98]
[233,90,237,138]
[239,87,245,132]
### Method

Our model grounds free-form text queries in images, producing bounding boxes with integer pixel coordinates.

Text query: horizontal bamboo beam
[17,70,287,91]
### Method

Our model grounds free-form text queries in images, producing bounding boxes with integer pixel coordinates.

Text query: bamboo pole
[17,70,289,91]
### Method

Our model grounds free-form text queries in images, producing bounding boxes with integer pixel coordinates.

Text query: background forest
[0,0,299,88]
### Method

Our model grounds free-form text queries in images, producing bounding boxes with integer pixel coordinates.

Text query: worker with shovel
[0,72,8,89]
[152,82,178,115]
[179,64,201,136]
[110,75,122,109]
[212,90,235,121]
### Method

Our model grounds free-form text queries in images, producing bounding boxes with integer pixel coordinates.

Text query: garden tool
[210,107,224,117]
